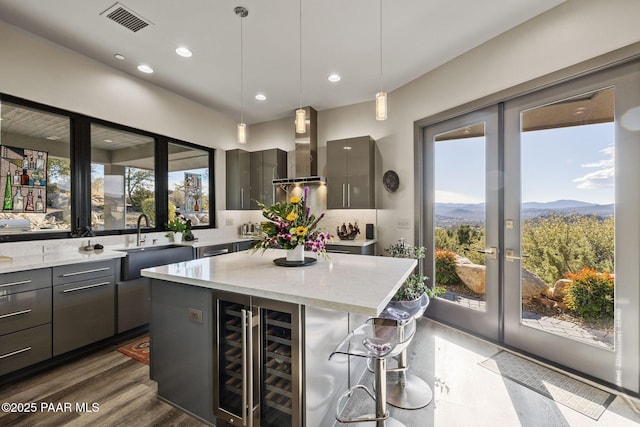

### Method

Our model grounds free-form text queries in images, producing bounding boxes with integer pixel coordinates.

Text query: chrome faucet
[137,214,150,246]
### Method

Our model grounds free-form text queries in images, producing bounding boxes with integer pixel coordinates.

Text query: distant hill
[436,200,613,227]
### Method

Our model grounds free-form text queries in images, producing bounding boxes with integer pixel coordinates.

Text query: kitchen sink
[118,244,194,281]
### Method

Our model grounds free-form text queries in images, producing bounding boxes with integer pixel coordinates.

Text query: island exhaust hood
[273,106,326,186]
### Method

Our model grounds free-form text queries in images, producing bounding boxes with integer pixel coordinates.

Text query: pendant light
[375,0,387,121]
[235,6,248,144]
[295,0,306,134]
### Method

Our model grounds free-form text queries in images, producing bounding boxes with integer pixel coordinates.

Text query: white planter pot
[173,232,183,243]
[286,244,305,262]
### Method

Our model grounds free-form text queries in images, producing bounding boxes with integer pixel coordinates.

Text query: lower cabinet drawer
[0,288,52,335]
[0,324,52,376]
[53,279,115,356]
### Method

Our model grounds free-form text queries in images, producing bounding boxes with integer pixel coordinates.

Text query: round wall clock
[382,170,399,192]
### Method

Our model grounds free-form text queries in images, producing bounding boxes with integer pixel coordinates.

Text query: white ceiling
[0,0,564,125]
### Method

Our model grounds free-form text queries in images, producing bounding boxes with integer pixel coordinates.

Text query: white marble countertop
[141,249,416,316]
[0,248,125,274]
[326,239,376,247]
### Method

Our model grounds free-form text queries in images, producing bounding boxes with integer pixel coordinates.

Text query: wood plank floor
[2,320,640,426]
[0,335,207,426]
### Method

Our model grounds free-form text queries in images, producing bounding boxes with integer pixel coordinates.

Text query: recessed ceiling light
[255,94,267,101]
[137,64,154,74]
[45,136,60,140]
[114,54,125,60]
[175,47,192,58]
[328,74,341,83]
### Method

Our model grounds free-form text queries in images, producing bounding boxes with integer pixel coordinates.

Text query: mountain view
[436,200,614,227]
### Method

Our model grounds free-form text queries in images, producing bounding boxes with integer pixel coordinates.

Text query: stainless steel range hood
[273,106,326,186]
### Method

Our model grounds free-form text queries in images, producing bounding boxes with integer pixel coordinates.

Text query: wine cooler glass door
[261,308,295,427]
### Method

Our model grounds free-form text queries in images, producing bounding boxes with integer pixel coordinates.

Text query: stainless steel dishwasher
[196,243,233,258]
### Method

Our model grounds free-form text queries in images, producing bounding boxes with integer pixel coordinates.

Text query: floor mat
[117,336,150,365]
[480,351,615,420]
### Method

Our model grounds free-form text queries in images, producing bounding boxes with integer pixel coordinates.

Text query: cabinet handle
[0,279,32,288]
[202,249,229,257]
[347,184,351,207]
[0,308,32,320]
[241,309,248,426]
[0,346,31,359]
[241,188,244,209]
[247,310,254,427]
[60,267,110,277]
[327,249,351,254]
[62,281,111,293]
[342,184,346,207]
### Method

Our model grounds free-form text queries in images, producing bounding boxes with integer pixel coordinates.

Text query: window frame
[0,93,216,241]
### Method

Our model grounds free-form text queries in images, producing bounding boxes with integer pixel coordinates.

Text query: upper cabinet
[327,136,376,209]
[249,149,287,209]
[226,148,287,210]
[225,149,250,210]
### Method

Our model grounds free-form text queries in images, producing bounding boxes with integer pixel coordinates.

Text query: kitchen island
[142,250,416,427]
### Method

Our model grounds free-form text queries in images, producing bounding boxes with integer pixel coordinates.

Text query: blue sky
[435,122,615,205]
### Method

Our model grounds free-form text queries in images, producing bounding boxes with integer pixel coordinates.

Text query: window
[168,142,210,226]
[90,124,156,231]
[0,102,71,233]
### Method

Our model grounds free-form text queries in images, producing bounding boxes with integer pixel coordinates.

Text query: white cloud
[573,145,615,190]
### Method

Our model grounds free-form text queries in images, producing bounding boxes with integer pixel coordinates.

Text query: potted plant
[167,215,188,243]
[385,239,445,316]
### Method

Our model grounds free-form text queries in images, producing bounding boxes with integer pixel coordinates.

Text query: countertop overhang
[142,250,416,316]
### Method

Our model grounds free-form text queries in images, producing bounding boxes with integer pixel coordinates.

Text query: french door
[423,60,640,392]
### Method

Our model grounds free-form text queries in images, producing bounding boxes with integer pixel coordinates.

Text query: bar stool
[329,317,416,427]
[379,293,433,410]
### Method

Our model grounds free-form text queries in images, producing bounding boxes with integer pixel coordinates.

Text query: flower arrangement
[253,187,331,257]
[385,239,446,301]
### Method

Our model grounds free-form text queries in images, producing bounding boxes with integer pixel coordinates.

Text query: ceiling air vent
[100,3,152,32]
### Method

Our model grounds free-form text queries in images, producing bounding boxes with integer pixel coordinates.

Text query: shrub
[564,267,614,319]
[435,249,459,286]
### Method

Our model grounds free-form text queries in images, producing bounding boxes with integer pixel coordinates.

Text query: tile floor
[338,318,640,427]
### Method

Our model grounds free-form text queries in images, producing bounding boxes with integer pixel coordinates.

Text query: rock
[521,268,548,300]
[455,263,486,294]
[546,279,572,301]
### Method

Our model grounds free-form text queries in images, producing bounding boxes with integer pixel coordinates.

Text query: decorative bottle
[13,188,23,211]
[35,189,44,212]
[3,173,13,210]
[22,154,29,170]
[25,190,34,211]
[36,152,45,170]
[21,169,29,185]
[13,169,21,185]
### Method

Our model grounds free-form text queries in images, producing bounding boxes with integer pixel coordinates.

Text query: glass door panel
[504,61,640,392]
[425,106,500,340]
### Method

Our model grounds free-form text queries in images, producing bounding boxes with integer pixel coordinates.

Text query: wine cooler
[213,291,302,427]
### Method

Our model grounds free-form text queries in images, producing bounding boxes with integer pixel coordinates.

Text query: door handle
[477,247,497,260]
[505,249,529,262]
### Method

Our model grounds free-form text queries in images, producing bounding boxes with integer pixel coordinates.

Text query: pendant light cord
[240,13,244,124]
[299,0,303,110]
[379,0,383,93]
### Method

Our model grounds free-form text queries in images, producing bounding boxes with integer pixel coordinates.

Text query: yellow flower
[286,212,298,221]
[290,196,301,204]
[296,226,307,236]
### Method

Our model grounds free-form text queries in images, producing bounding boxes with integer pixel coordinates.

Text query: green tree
[125,167,154,211]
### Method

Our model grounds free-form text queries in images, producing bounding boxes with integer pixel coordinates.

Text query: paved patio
[440,290,614,350]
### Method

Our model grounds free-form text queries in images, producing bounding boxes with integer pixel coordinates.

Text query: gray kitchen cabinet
[0,268,52,376]
[52,260,116,356]
[250,148,287,209]
[117,277,149,333]
[326,136,376,209]
[150,279,215,424]
[226,148,251,210]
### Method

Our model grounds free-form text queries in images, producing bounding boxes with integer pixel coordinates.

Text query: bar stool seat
[329,317,416,427]
[380,293,433,410]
